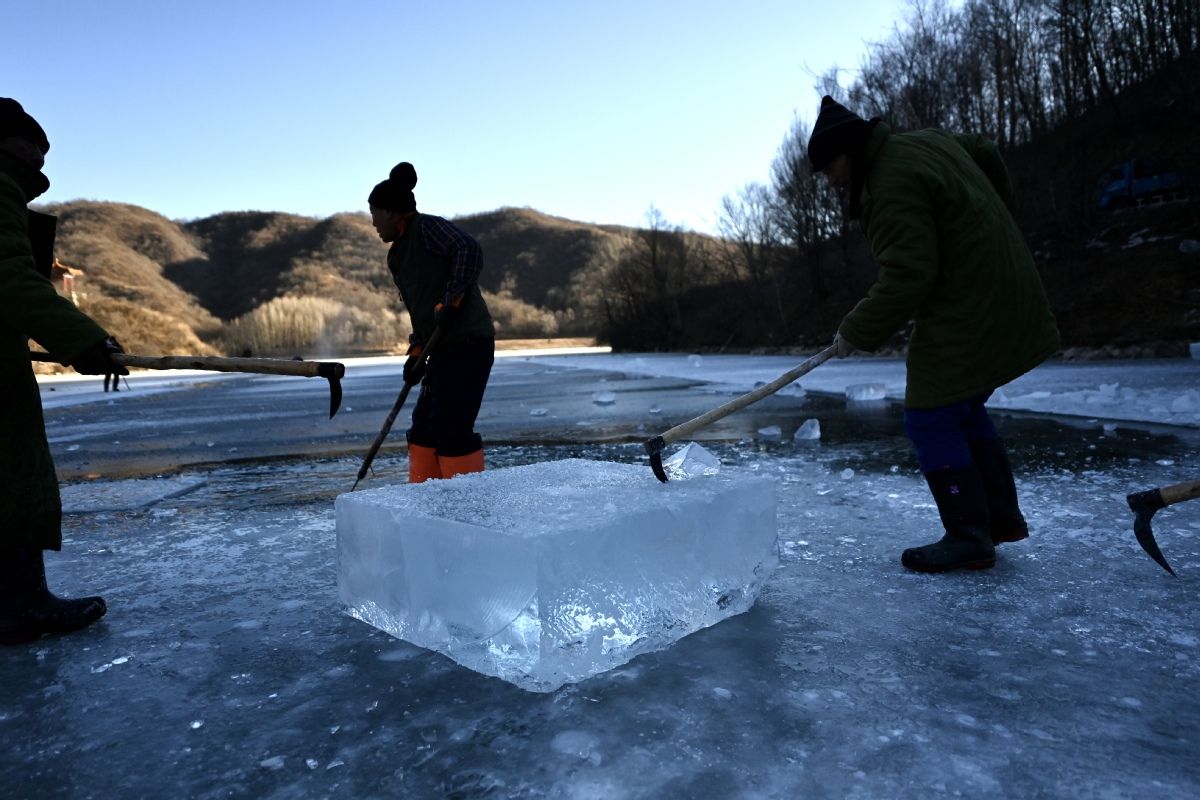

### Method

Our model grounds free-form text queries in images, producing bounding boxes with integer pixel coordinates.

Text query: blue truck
[1096,158,1196,210]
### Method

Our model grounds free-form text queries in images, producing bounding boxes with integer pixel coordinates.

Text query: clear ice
[336,458,777,692]
[662,442,723,479]
[844,382,887,401]
[793,418,821,441]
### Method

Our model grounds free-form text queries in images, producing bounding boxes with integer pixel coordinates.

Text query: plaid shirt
[418,214,483,307]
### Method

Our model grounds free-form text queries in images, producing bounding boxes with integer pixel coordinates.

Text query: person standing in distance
[810,95,1060,573]
[369,162,495,482]
[0,98,128,644]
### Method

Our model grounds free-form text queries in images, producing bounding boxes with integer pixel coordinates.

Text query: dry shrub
[219,295,410,357]
[481,289,559,338]
[76,294,219,357]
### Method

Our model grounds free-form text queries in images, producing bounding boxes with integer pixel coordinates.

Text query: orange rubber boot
[408,444,443,483]
[438,449,485,479]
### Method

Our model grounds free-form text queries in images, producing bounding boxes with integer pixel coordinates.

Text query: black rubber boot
[902,466,996,573]
[0,548,106,645]
[969,437,1029,544]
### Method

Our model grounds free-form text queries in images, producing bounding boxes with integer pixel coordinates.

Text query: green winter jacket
[838,123,1061,408]
[0,154,107,363]
[1,151,110,550]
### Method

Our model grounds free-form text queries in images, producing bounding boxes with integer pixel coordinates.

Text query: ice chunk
[688,354,703,367]
[591,391,616,406]
[756,425,782,442]
[336,459,777,692]
[529,407,548,417]
[845,383,886,401]
[662,442,722,479]
[59,476,205,513]
[793,418,821,441]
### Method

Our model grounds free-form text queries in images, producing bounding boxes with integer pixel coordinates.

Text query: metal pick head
[1127,489,1175,576]
[327,377,343,418]
[644,436,669,483]
[318,362,345,419]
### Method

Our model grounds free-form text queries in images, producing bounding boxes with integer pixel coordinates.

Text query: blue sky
[8,1,910,233]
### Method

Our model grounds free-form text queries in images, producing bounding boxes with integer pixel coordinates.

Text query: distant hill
[454,207,631,310]
[34,202,660,358]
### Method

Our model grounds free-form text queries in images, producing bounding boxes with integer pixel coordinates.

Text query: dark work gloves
[403,343,426,385]
[70,336,128,376]
[433,299,460,329]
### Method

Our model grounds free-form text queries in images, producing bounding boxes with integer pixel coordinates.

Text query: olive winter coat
[1,152,109,550]
[838,123,1061,409]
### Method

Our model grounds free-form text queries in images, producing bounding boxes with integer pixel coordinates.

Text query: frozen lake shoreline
[5,353,1198,798]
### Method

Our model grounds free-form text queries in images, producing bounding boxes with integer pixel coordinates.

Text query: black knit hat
[0,98,50,154]
[808,95,867,171]
[368,162,418,213]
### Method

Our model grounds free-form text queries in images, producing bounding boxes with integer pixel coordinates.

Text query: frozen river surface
[4,354,1199,799]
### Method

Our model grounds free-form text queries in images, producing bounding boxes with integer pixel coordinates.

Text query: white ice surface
[531,352,1200,427]
[16,350,1200,798]
[59,476,206,513]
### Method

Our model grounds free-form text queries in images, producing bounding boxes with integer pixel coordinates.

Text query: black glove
[403,344,427,385]
[70,336,128,376]
[833,332,858,359]
[433,299,460,329]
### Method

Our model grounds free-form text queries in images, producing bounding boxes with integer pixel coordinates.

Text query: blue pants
[406,337,494,457]
[903,392,998,473]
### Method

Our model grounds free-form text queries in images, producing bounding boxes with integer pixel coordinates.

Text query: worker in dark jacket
[368,162,495,482]
[0,98,127,644]
[809,95,1061,573]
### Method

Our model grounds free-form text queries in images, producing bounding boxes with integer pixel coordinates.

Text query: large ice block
[336,459,777,692]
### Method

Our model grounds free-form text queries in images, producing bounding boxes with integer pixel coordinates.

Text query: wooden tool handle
[1161,478,1200,507]
[111,354,343,379]
[658,345,837,447]
[32,351,344,380]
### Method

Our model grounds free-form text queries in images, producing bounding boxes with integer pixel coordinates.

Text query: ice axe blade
[318,363,344,418]
[1126,488,1175,576]
[644,436,668,483]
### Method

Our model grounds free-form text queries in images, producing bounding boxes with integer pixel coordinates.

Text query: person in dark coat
[809,95,1061,573]
[0,98,128,644]
[368,162,495,482]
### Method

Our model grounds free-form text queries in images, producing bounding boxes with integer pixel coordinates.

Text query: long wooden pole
[31,351,344,380]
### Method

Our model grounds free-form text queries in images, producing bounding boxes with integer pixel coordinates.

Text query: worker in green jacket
[0,98,128,644]
[809,95,1061,574]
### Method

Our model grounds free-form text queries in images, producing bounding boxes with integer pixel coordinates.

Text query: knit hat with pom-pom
[368,162,418,212]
